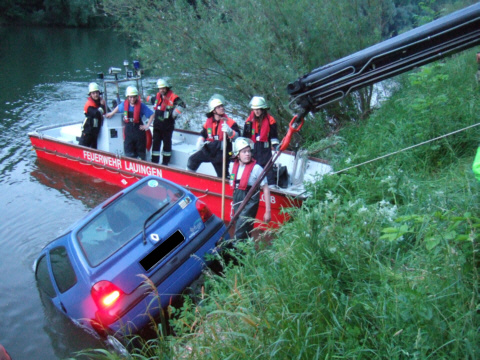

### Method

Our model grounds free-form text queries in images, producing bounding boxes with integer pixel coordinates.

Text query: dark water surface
[0,26,132,359]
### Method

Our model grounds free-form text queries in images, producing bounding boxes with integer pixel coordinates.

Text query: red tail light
[195,199,213,222]
[91,281,123,309]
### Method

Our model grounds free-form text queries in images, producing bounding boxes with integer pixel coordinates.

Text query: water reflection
[0,26,129,103]
[31,159,121,209]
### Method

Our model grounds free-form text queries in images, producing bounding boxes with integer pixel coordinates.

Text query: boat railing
[102,77,143,111]
[97,60,145,110]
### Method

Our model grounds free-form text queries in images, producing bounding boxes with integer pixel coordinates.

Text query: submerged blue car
[34,175,227,337]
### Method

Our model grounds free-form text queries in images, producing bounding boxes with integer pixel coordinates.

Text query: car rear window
[77,178,184,267]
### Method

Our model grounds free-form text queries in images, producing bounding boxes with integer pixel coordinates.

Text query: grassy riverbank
[78,50,480,359]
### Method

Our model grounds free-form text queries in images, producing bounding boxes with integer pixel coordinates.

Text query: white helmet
[249,96,268,109]
[125,86,139,97]
[208,98,224,113]
[156,78,170,88]
[209,93,225,104]
[88,82,100,94]
[233,137,254,157]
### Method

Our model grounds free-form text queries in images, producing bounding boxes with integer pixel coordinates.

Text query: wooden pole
[221,119,227,221]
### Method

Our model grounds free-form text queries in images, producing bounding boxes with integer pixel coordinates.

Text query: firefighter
[106,86,154,160]
[242,96,279,185]
[141,78,185,165]
[79,82,106,149]
[230,137,271,240]
[187,96,240,178]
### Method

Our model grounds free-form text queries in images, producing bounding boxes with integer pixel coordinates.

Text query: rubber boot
[161,155,171,166]
[151,155,160,164]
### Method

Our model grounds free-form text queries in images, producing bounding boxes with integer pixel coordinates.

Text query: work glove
[196,137,205,151]
[172,105,185,120]
[98,107,104,115]
[221,123,233,137]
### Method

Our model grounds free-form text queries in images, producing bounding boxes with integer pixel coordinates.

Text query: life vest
[123,99,142,123]
[204,116,236,141]
[155,90,179,112]
[83,97,102,113]
[231,159,257,190]
[83,96,100,114]
[245,112,275,143]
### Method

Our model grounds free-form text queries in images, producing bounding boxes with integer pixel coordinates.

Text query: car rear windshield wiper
[142,202,169,245]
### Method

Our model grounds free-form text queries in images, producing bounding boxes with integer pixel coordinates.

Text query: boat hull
[29,133,301,225]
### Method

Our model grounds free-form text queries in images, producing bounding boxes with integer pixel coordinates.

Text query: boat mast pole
[221,118,227,221]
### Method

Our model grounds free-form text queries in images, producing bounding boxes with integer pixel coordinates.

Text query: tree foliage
[100,0,400,135]
[0,0,109,27]
[99,0,476,137]
[6,0,473,138]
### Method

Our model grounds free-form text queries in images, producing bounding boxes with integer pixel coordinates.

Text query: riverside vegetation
[77,47,480,360]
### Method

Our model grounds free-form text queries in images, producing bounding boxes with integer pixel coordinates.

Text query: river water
[0,26,136,359]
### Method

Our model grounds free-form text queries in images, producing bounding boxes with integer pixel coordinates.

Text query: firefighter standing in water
[106,86,154,160]
[79,82,107,149]
[141,78,185,165]
[242,96,279,185]
[230,137,271,240]
[187,96,240,178]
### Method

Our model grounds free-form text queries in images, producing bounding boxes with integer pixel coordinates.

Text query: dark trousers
[253,142,274,185]
[151,127,173,165]
[79,133,98,149]
[187,142,230,178]
[124,122,146,160]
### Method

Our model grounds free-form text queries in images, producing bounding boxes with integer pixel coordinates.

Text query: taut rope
[331,122,480,175]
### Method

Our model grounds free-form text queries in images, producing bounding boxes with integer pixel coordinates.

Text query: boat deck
[31,114,333,196]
